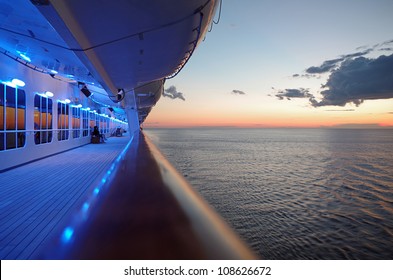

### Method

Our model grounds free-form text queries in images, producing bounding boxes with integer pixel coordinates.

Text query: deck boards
[0,135,131,259]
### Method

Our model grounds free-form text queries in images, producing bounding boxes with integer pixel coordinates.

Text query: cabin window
[109,119,114,133]
[106,118,110,133]
[0,84,26,151]
[99,115,109,134]
[57,102,69,141]
[99,116,104,134]
[34,94,53,145]
[89,111,96,135]
[71,107,80,138]
[82,109,88,137]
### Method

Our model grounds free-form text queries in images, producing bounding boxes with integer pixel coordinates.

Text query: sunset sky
[145,0,393,128]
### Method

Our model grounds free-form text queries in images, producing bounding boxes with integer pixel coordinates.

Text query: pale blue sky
[146,0,393,127]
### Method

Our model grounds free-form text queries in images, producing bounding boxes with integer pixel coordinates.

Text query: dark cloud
[310,54,393,107]
[382,39,393,45]
[275,88,313,100]
[231,89,246,95]
[340,49,372,60]
[356,45,369,50]
[306,58,343,74]
[162,85,185,101]
[305,49,373,74]
[389,112,393,114]
[293,73,320,79]
[365,39,393,52]
[303,73,319,79]
[285,40,393,107]
[379,47,393,51]
[305,41,393,76]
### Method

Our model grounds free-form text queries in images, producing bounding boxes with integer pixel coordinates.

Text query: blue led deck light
[82,202,90,213]
[55,134,134,250]
[61,227,74,243]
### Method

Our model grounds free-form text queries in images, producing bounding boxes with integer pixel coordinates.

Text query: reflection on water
[146,128,393,259]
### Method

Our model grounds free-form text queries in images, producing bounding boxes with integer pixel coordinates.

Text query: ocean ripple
[146,128,393,259]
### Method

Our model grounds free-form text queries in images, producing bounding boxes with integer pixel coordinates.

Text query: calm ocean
[145,128,393,259]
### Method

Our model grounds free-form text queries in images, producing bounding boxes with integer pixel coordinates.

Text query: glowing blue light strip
[19,53,31,63]
[59,134,134,245]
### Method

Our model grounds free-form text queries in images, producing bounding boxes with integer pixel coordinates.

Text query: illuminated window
[106,118,110,133]
[109,119,114,133]
[57,102,69,141]
[72,107,80,138]
[0,84,26,151]
[99,116,104,133]
[34,94,53,145]
[82,110,89,137]
[89,111,96,135]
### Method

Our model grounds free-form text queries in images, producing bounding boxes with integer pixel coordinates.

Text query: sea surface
[145,128,393,259]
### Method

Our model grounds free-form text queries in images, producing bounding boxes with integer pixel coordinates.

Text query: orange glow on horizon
[144,110,393,128]
[144,118,393,129]
[143,96,393,129]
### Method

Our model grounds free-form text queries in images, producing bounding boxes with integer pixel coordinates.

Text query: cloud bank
[278,40,393,107]
[162,85,185,101]
[310,54,393,107]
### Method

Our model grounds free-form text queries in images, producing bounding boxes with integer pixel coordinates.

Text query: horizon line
[143,123,393,129]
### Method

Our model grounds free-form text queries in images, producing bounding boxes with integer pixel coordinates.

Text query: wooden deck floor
[0,135,131,259]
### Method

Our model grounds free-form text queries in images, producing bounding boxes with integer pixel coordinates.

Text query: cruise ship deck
[0,134,130,259]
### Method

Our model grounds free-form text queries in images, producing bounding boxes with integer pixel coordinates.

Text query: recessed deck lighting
[11,78,26,87]
[61,227,74,243]
[19,53,31,62]
[45,91,54,97]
